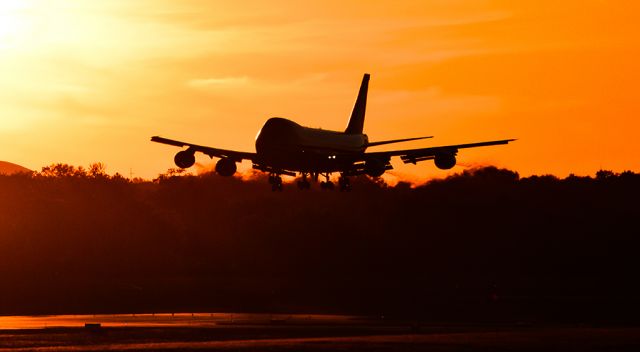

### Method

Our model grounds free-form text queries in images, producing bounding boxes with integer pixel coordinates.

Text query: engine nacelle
[365,159,386,177]
[215,158,237,177]
[174,150,196,169]
[434,153,456,170]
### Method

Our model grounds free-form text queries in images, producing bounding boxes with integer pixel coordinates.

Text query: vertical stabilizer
[345,73,370,134]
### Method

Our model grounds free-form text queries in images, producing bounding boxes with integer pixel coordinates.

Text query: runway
[0,313,364,329]
[0,314,639,351]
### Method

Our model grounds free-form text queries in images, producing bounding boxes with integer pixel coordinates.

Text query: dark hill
[0,161,31,175]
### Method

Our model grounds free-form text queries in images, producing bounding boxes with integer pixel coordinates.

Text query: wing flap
[401,155,435,164]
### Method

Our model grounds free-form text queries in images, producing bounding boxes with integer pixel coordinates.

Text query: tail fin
[345,73,370,134]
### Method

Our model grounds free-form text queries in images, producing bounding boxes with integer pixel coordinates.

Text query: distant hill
[0,161,31,175]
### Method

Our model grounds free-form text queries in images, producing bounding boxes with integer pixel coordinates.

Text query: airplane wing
[365,139,516,164]
[151,136,257,162]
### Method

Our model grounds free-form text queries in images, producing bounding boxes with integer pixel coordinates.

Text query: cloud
[187,76,249,89]
[185,74,329,97]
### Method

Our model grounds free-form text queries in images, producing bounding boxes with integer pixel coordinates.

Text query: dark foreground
[1,325,639,351]
[2,168,640,320]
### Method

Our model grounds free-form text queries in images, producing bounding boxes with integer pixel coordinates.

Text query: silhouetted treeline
[0,165,639,324]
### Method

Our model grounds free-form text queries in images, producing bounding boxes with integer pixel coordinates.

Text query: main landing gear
[338,174,351,192]
[297,173,311,190]
[319,179,334,190]
[269,172,351,191]
[268,174,283,192]
[319,173,333,190]
[319,173,351,192]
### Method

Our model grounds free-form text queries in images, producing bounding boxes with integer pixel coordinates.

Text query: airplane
[152,73,515,191]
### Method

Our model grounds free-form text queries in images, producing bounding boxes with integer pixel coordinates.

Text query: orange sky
[0,0,638,180]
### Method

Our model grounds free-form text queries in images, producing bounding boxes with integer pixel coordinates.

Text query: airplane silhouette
[152,74,515,191]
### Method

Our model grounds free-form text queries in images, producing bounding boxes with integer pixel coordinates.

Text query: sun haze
[0,1,638,179]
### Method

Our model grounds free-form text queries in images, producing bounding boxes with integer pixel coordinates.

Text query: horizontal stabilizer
[365,136,433,148]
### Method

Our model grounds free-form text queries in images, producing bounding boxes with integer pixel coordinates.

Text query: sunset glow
[0,1,638,179]
[0,1,32,48]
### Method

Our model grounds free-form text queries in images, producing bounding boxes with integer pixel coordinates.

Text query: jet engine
[365,159,386,177]
[215,158,237,176]
[174,150,196,169]
[434,153,456,170]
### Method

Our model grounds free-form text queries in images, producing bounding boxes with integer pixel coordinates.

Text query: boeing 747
[152,74,514,191]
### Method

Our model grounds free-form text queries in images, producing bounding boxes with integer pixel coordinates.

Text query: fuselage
[255,117,368,172]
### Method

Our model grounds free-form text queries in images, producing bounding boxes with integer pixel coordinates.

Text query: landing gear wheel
[269,174,283,191]
[339,176,351,192]
[320,181,335,190]
[297,174,311,190]
[319,173,334,191]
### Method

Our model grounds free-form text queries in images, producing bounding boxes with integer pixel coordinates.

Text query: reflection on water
[0,313,359,330]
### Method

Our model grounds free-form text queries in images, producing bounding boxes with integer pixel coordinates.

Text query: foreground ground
[0,324,639,351]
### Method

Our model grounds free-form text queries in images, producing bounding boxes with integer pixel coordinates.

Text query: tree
[39,163,86,178]
[88,163,108,178]
[596,169,616,180]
